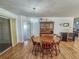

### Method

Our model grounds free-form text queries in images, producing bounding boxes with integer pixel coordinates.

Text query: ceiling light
[33,8,36,10]
[32,7,40,12]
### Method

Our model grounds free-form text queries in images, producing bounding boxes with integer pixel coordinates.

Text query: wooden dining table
[33,36,60,44]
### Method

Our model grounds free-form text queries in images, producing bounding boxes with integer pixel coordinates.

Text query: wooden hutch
[40,18,54,36]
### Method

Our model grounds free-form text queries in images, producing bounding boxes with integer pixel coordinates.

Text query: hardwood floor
[0,39,79,59]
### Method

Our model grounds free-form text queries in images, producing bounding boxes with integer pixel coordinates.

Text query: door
[74,18,79,39]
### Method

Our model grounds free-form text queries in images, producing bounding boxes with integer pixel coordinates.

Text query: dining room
[0,16,79,59]
[1,0,79,58]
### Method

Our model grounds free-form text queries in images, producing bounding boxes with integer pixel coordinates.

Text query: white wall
[16,16,23,43]
[30,17,40,36]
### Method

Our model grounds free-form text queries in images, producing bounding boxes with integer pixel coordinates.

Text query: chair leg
[50,49,53,57]
[41,49,44,57]
[34,47,37,56]
[55,45,58,56]
[32,46,34,54]
[58,45,60,53]
[57,44,60,54]
[32,46,37,56]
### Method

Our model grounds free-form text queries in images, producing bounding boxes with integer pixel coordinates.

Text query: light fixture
[32,7,40,12]
[32,7,36,16]
[33,7,36,10]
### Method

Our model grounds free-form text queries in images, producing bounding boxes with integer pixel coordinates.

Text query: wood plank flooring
[0,39,79,59]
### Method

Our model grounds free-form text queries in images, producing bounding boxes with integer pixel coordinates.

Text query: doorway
[0,17,12,53]
[74,18,79,39]
[22,22,31,41]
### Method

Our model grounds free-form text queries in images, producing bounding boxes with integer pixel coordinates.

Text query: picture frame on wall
[63,23,69,27]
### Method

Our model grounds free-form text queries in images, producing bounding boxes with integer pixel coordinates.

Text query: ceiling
[0,0,79,17]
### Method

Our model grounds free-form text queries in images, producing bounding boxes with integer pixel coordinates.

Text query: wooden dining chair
[51,39,60,56]
[56,39,61,53]
[56,36,61,53]
[51,42,57,56]
[41,41,52,57]
[31,36,41,56]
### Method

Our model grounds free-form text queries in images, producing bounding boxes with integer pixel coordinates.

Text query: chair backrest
[31,35,35,41]
[42,41,51,49]
[67,33,73,39]
[31,36,41,46]
[31,36,35,45]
